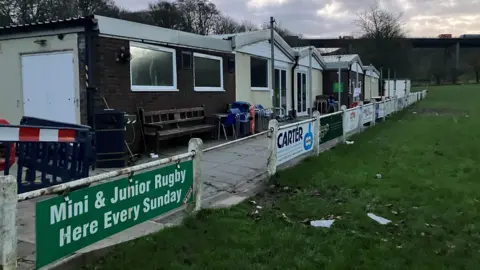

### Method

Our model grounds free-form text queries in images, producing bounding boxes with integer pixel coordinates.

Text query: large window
[250,57,269,90]
[193,52,224,92]
[130,42,177,91]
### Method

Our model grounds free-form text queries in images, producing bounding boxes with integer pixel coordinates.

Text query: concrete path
[15,134,270,270]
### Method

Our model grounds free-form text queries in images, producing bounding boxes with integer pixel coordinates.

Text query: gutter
[290,56,299,118]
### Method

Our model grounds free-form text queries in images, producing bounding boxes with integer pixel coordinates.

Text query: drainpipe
[290,56,299,119]
[348,66,352,107]
[85,17,97,128]
[270,17,275,108]
[308,47,313,116]
[355,62,359,101]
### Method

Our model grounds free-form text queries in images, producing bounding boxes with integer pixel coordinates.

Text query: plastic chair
[220,113,237,140]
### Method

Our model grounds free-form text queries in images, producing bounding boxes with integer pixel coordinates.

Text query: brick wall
[91,36,236,152]
[77,33,88,125]
[93,36,235,115]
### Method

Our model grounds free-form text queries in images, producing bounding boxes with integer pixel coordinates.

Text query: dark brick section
[323,70,351,107]
[91,37,236,152]
[77,33,88,125]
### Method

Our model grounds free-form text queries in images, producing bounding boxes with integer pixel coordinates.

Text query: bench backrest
[139,107,206,128]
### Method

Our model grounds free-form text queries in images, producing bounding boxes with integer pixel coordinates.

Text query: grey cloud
[114,0,480,37]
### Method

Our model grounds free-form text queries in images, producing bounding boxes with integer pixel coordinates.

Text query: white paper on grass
[367,213,391,225]
[310,220,335,228]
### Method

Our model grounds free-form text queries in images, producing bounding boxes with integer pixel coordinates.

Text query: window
[251,57,268,90]
[182,51,192,69]
[130,42,177,91]
[193,52,223,92]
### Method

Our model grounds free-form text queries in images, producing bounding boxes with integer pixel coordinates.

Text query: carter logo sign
[277,126,303,149]
[276,122,315,166]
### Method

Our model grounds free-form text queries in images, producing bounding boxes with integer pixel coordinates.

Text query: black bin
[95,110,126,168]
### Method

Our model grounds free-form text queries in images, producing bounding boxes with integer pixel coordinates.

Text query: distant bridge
[284,36,480,83]
[285,36,480,49]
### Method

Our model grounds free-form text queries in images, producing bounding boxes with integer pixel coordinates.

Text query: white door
[274,68,288,116]
[21,51,77,124]
[296,72,308,116]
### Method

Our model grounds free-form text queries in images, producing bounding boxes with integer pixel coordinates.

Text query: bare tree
[212,15,239,34]
[237,20,258,32]
[355,2,405,39]
[13,0,52,24]
[148,1,184,29]
[261,22,293,39]
[75,0,118,17]
[353,2,411,77]
[176,0,219,35]
[0,0,15,25]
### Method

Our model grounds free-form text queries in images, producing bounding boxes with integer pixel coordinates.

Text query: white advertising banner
[345,107,361,133]
[376,102,385,118]
[276,121,315,165]
[362,104,374,124]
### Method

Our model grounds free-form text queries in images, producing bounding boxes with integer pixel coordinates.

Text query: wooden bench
[138,106,216,154]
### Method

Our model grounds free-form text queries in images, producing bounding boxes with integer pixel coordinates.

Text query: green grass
[85,85,480,270]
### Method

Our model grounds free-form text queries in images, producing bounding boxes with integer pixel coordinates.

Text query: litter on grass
[367,213,391,225]
[346,141,355,145]
[310,220,335,228]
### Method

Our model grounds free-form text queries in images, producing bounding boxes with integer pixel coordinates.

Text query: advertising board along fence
[344,106,361,136]
[274,118,316,166]
[0,138,204,270]
[319,111,343,145]
[362,103,375,125]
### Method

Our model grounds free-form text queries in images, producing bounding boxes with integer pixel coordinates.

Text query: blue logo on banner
[303,123,313,150]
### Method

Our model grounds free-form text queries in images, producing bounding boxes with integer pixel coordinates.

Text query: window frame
[193,52,224,92]
[129,42,178,92]
[250,57,270,91]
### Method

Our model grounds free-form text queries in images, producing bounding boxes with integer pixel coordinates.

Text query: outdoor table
[213,113,229,140]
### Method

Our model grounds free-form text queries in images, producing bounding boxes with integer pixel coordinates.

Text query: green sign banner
[333,82,344,93]
[320,113,343,144]
[35,160,194,268]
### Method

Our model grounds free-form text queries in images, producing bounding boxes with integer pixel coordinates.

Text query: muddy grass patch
[414,108,468,116]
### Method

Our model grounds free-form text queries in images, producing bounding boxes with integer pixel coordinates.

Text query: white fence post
[313,111,321,156]
[188,138,203,212]
[357,102,363,133]
[371,99,376,126]
[382,97,387,121]
[267,119,279,177]
[341,105,347,142]
[0,175,17,270]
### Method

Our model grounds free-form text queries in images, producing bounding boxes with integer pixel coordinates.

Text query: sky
[114,0,480,38]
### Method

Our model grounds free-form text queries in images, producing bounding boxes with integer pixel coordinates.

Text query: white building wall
[0,33,80,124]
[234,41,295,109]
[236,40,293,64]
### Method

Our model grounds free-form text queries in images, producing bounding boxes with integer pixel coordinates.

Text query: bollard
[267,119,279,177]
[188,138,204,212]
[341,105,347,142]
[312,111,321,156]
[0,175,17,270]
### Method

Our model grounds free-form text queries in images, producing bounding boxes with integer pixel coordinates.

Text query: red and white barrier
[0,126,76,142]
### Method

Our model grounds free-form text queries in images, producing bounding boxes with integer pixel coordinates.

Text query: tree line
[0,0,294,36]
